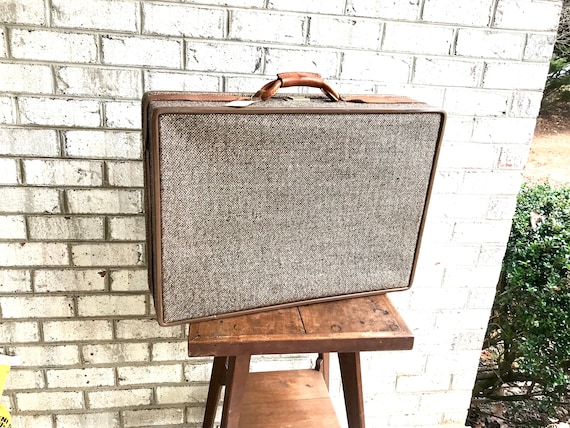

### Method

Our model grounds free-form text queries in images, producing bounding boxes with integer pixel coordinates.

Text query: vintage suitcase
[143,72,445,325]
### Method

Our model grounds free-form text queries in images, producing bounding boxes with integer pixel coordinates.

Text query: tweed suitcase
[143,72,445,325]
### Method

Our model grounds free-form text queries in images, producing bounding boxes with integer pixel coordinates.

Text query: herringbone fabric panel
[155,109,442,323]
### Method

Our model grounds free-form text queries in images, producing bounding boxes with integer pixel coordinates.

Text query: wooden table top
[188,294,413,357]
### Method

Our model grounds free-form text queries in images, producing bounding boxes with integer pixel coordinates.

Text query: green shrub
[476,183,570,407]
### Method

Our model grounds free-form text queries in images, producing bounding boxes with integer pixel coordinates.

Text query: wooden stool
[188,295,413,428]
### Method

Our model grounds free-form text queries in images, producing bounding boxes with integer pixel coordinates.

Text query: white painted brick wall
[0,0,561,426]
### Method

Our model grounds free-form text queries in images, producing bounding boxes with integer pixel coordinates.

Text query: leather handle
[253,72,341,101]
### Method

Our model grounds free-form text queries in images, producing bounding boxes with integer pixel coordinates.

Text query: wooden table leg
[316,352,330,389]
[338,352,365,428]
[203,356,228,428]
[220,355,251,428]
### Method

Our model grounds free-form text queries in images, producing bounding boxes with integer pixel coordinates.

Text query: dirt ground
[524,102,570,185]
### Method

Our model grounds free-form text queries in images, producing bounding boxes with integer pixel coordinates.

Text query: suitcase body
[144,74,445,325]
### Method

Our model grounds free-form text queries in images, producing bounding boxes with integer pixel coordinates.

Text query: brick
[71,243,144,267]
[107,161,144,187]
[396,374,451,393]
[64,130,141,159]
[524,33,557,61]
[55,66,141,98]
[265,48,339,77]
[466,287,497,309]
[365,392,421,415]
[55,413,120,428]
[77,294,147,317]
[110,269,148,292]
[443,265,501,289]
[143,3,224,38]
[46,367,115,388]
[225,75,277,93]
[456,28,525,60]
[413,58,483,87]
[102,35,182,68]
[346,0,420,20]
[494,0,562,31]
[461,170,522,195]
[497,145,530,169]
[109,217,146,241]
[419,219,454,243]
[157,385,208,404]
[0,216,26,240]
[388,411,444,426]
[229,10,306,44]
[17,391,83,411]
[437,143,496,170]
[88,388,152,409]
[419,390,472,412]
[12,415,53,428]
[144,71,220,92]
[123,408,184,427]
[434,309,494,330]
[472,117,536,143]
[66,189,143,214]
[383,23,453,55]
[0,321,39,343]
[11,344,79,366]
[1,295,74,318]
[442,115,476,142]
[478,244,508,266]
[269,0,344,13]
[0,158,18,184]
[487,196,517,220]
[308,16,381,50]
[483,61,549,90]
[0,187,60,214]
[186,41,263,74]
[509,91,543,117]
[52,0,138,32]
[35,269,106,292]
[0,243,69,267]
[342,52,411,83]
[452,221,512,243]
[104,100,141,129]
[117,364,183,385]
[420,243,481,267]
[444,88,509,116]
[24,159,104,186]
[450,369,478,391]
[10,29,97,63]
[4,369,44,390]
[423,0,493,26]
[0,63,53,94]
[83,343,150,364]
[0,128,59,157]
[184,361,214,382]
[452,330,486,351]
[0,259,23,285]
[0,0,46,25]
[44,320,113,342]
[409,288,469,310]
[186,406,206,424]
[189,0,261,5]
[19,97,101,127]
[28,216,104,241]
[151,341,187,361]
[0,29,6,58]
[0,97,13,123]
[116,319,181,340]
[431,170,464,194]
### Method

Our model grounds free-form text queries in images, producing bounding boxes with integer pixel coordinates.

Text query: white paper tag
[225,100,257,108]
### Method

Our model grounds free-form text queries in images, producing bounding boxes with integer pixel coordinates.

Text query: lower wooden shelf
[238,369,341,428]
